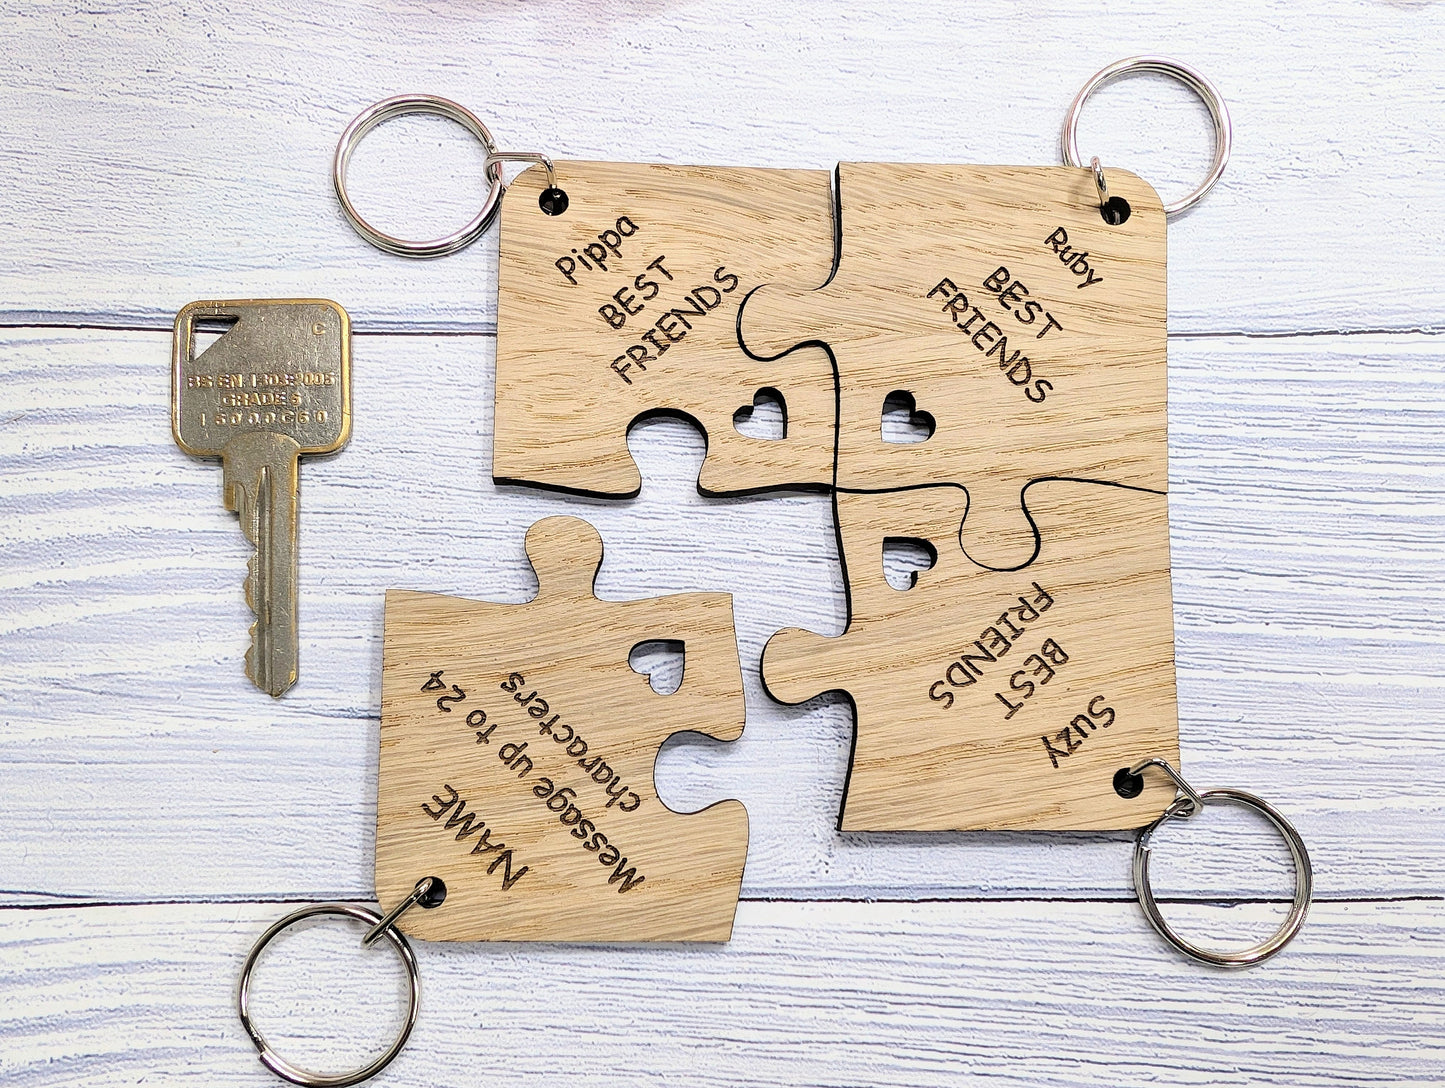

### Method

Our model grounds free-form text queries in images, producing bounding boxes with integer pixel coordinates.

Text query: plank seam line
[1,321,1443,340]
[1,894,1439,912]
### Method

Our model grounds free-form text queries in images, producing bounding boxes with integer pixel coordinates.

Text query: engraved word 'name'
[421,784,530,891]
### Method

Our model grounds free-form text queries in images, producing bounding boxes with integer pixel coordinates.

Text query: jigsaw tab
[762,482,1179,832]
[739,163,1169,566]
[377,516,748,942]
[495,161,837,497]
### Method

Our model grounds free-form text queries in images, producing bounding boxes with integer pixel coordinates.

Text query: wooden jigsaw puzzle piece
[378,516,748,942]
[761,482,1179,832]
[739,162,1169,569]
[495,161,837,497]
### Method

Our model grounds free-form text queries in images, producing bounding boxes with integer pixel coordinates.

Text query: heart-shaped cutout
[882,536,937,591]
[629,639,686,695]
[881,389,934,444]
[732,387,787,441]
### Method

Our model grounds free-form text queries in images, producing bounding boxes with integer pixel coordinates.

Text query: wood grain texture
[739,163,1168,567]
[3,3,1445,334]
[3,328,1443,904]
[4,5,1445,1079]
[764,483,1179,831]
[1,900,1442,1087]
[495,161,836,495]
[377,519,747,941]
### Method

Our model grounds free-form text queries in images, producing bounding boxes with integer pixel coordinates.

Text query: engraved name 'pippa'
[422,784,530,891]
[554,216,640,285]
[928,582,1066,718]
[547,213,742,386]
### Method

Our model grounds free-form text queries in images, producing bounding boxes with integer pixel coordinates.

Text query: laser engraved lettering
[1044,226,1104,289]
[421,783,530,891]
[530,777,647,893]
[925,279,1052,402]
[928,583,1054,708]
[500,671,643,811]
[1042,695,1117,768]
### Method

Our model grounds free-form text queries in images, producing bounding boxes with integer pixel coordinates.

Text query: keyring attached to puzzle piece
[332,93,563,258]
[238,517,750,1085]
[1118,759,1312,968]
[332,55,1232,257]
[332,91,843,501]
[1062,55,1231,219]
[1056,61,1308,966]
[237,890,432,1088]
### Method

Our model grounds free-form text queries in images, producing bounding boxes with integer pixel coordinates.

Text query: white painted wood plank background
[3,0,1445,333]
[4,901,1443,1088]
[2,1,1443,1084]
[4,330,1444,904]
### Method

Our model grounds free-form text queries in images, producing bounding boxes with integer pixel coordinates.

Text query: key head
[172,299,352,459]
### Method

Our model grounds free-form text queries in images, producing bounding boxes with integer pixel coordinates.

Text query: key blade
[223,431,302,697]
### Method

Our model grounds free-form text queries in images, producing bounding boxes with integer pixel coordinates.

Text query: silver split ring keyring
[333,94,555,259]
[1061,56,1232,217]
[238,903,422,1088]
[1134,787,1313,968]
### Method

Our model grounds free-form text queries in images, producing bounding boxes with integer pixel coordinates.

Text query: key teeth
[221,432,301,700]
[244,550,258,613]
[244,628,257,688]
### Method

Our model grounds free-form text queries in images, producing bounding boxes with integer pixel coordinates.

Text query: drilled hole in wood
[1114,767,1145,799]
[1101,195,1132,225]
[629,639,685,695]
[882,537,937,591]
[539,186,569,216]
[733,387,787,441]
[881,390,934,444]
[417,877,447,908]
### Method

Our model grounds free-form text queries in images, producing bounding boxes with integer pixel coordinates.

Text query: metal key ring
[238,902,422,1087]
[1134,787,1313,968]
[1061,56,1232,217]
[333,94,504,259]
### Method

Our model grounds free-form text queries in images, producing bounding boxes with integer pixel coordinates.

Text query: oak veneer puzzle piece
[738,163,1169,569]
[377,516,749,942]
[494,161,837,497]
[762,481,1179,832]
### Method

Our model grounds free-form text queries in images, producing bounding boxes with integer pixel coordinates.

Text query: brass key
[172,300,352,696]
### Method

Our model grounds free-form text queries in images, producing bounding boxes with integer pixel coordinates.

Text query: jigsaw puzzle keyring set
[218,57,1311,1087]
